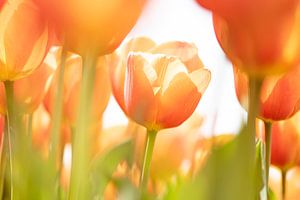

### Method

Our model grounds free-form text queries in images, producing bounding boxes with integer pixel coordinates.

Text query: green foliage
[89,139,134,198]
[173,127,256,200]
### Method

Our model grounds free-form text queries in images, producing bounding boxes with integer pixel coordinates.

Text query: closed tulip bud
[0,0,52,81]
[196,0,300,76]
[109,37,211,130]
[234,65,300,121]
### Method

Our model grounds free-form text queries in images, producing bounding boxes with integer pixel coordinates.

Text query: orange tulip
[0,57,54,114]
[44,49,111,126]
[35,0,146,55]
[257,114,300,171]
[271,115,300,171]
[196,0,300,75]
[0,0,52,81]
[109,37,211,130]
[234,65,300,121]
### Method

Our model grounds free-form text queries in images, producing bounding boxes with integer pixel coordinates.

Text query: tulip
[110,37,211,130]
[196,0,300,76]
[272,119,300,200]
[257,114,300,200]
[0,0,52,81]
[35,0,147,56]
[234,65,300,121]
[0,57,53,114]
[109,37,211,192]
[270,115,300,171]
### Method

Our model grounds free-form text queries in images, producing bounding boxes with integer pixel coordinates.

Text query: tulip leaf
[175,127,256,200]
[255,139,267,200]
[89,139,134,198]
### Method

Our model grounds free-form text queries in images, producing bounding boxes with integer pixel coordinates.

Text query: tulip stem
[264,121,272,195]
[4,81,15,200]
[48,48,67,198]
[140,129,157,194]
[69,51,97,200]
[49,48,67,166]
[246,76,263,198]
[281,170,286,200]
[27,114,33,146]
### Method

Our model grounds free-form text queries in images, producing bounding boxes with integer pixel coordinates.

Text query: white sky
[103,0,247,136]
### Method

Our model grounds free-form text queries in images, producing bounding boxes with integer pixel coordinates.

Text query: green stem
[246,76,263,199]
[264,121,272,194]
[247,77,263,153]
[69,52,97,200]
[49,48,67,167]
[0,117,8,199]
[27,114,33,146]
[140,129,157,192]
[4,81,15,200]
[47,48,67,199]
[281,170,286,200]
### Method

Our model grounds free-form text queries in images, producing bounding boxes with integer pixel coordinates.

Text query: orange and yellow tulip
[0,0,52,81]
[234,65,300,121]
[0,57,54,114]
[35,0,147,55]
[196,0,300,76]
[109,37,211,131]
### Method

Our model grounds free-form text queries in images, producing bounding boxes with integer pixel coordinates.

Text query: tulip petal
[124,53,158,128]
[261,66,300,120]
[120,37,156,56]
[1,1,48,80]
[157,72,203,129]
[150,41,203,72]
[109,38,156,113]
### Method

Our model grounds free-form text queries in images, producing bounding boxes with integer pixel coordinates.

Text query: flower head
[109,37,211,130]
[0,0,52,81]
[196,0,300,75]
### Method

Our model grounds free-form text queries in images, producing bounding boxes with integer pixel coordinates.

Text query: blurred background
[103,0,246,136]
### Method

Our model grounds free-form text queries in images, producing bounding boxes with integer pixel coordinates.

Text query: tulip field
[0,0,300,199]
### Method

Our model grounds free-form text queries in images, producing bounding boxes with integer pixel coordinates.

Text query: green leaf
[89,139,134,198]
[175,127,256,200]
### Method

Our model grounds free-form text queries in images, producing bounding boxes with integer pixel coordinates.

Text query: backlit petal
[157,73,201,129]
[124,53,158,128]
[151,41,204,72]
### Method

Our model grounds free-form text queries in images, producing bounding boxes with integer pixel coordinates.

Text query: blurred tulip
[234,65,300,121]
[109,37,211,130]
[271,115,300,171]
[44,49,111,127]
[257,113,300,171]
[35,0,146,55]
[196,0,300,76]
[0,58,54,114]
[0,0,52,81]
